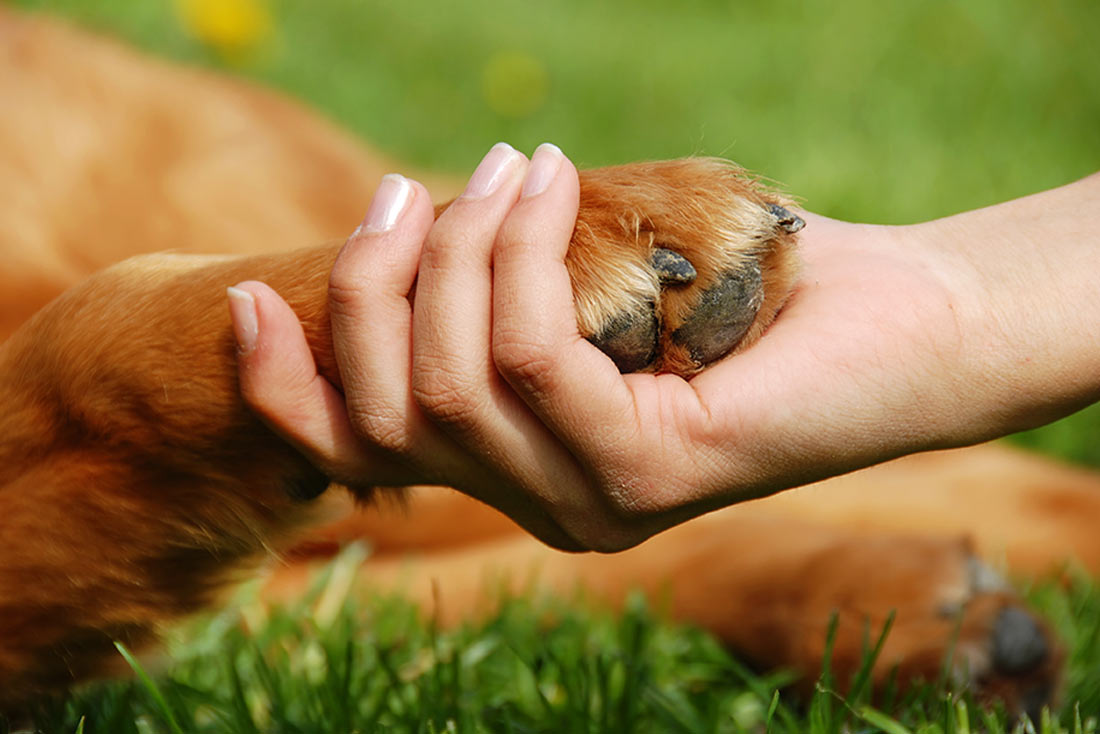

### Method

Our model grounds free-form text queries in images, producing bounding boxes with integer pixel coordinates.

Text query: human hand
[231,147,1100,551]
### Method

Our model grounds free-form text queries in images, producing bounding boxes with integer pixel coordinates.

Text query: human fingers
[232,164,583,549]
[443,143,706,547]
[408,144,598,544]
[410,144,539,473]
[411,141,528,446]
[329,155,584,549]
[229,280,410,486]
[326,174,453,475]
[486,147,719,526]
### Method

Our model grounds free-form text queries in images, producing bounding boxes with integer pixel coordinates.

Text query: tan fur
[0,8,1090,715]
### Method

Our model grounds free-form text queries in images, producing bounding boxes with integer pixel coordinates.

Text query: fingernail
[359,174,414,234]
[521,143,564,198]
[227,286,259,352]
[462,142,521,199]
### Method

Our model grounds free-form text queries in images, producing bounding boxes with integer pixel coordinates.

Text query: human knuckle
[411,369,480,427]
[571,524,645,554]
[326,275,368,317]
[240,370,309,424]
[600,471,665,521]
[347,403,411,455]
[422,229,476,273]
[605,491,653,524]
[492,331,556,384]
[243,391,297,430]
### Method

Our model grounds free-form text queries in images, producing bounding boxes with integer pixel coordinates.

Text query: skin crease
[233,144,1100,552]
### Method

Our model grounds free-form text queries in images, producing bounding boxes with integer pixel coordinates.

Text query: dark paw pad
[671,262,763,365]
[586,300,659,373]
[991,606,1048,675]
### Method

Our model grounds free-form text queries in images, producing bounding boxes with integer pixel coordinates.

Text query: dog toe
[670,260,764,366]
[585,301,660,373]
[650,247,698,284]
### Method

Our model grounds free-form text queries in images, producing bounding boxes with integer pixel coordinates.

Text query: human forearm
[912,171,1100,441]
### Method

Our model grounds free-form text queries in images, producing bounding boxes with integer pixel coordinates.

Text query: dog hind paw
[568,158,802,376]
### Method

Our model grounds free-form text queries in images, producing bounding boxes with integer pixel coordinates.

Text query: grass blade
[113,641,185,734]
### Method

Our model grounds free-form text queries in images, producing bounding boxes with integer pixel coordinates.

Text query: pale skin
[227,142,1100,552]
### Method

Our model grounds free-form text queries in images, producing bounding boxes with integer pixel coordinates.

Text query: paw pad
[671,261,763,366]
[587,301,658,374]
[991,606,1049,675]
[568,159,803,377]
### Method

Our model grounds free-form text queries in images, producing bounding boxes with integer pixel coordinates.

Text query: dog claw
[650,248,697,285]
[672,261,764,366]
[767,203,805,233]
[586,301,658,373]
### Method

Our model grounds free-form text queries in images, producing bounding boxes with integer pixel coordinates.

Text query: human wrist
[910,174,1100,441]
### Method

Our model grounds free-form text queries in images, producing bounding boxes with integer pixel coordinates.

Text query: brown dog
[1,8,1094,716]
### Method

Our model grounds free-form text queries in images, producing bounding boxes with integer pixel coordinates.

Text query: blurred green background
[15,0,1100,463]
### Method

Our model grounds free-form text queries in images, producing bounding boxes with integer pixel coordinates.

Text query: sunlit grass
[14,564,1100,733]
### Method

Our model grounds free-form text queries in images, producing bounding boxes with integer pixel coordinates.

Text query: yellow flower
[481,50,550,119]
[175,0,271,59]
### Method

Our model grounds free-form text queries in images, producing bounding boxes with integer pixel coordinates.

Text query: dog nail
[650,248,697,285]
[766,203,805,233]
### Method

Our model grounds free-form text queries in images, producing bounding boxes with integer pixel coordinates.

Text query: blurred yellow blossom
[481,50,550,119]
[175,0,272,60]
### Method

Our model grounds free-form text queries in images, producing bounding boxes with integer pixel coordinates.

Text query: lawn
[8,0,1100,730]
[18,559,1100,733]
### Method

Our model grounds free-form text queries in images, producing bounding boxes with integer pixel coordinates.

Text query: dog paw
[568,158,802,375]
[686,531,1062,719]
[945,562,1061,722]
[808,546,1061,720]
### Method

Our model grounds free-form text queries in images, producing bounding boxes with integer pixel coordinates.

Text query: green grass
[18,0,1100,219]
[8,0,1100,729]
[14,564,1100,734]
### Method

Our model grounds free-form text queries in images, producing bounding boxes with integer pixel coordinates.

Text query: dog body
[1,9,1096,714]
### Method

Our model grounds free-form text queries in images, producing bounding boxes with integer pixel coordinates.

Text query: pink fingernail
[360,174,414,234]
[227,286,258,352]
[462,142,522,199]
[521,143,564,198]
